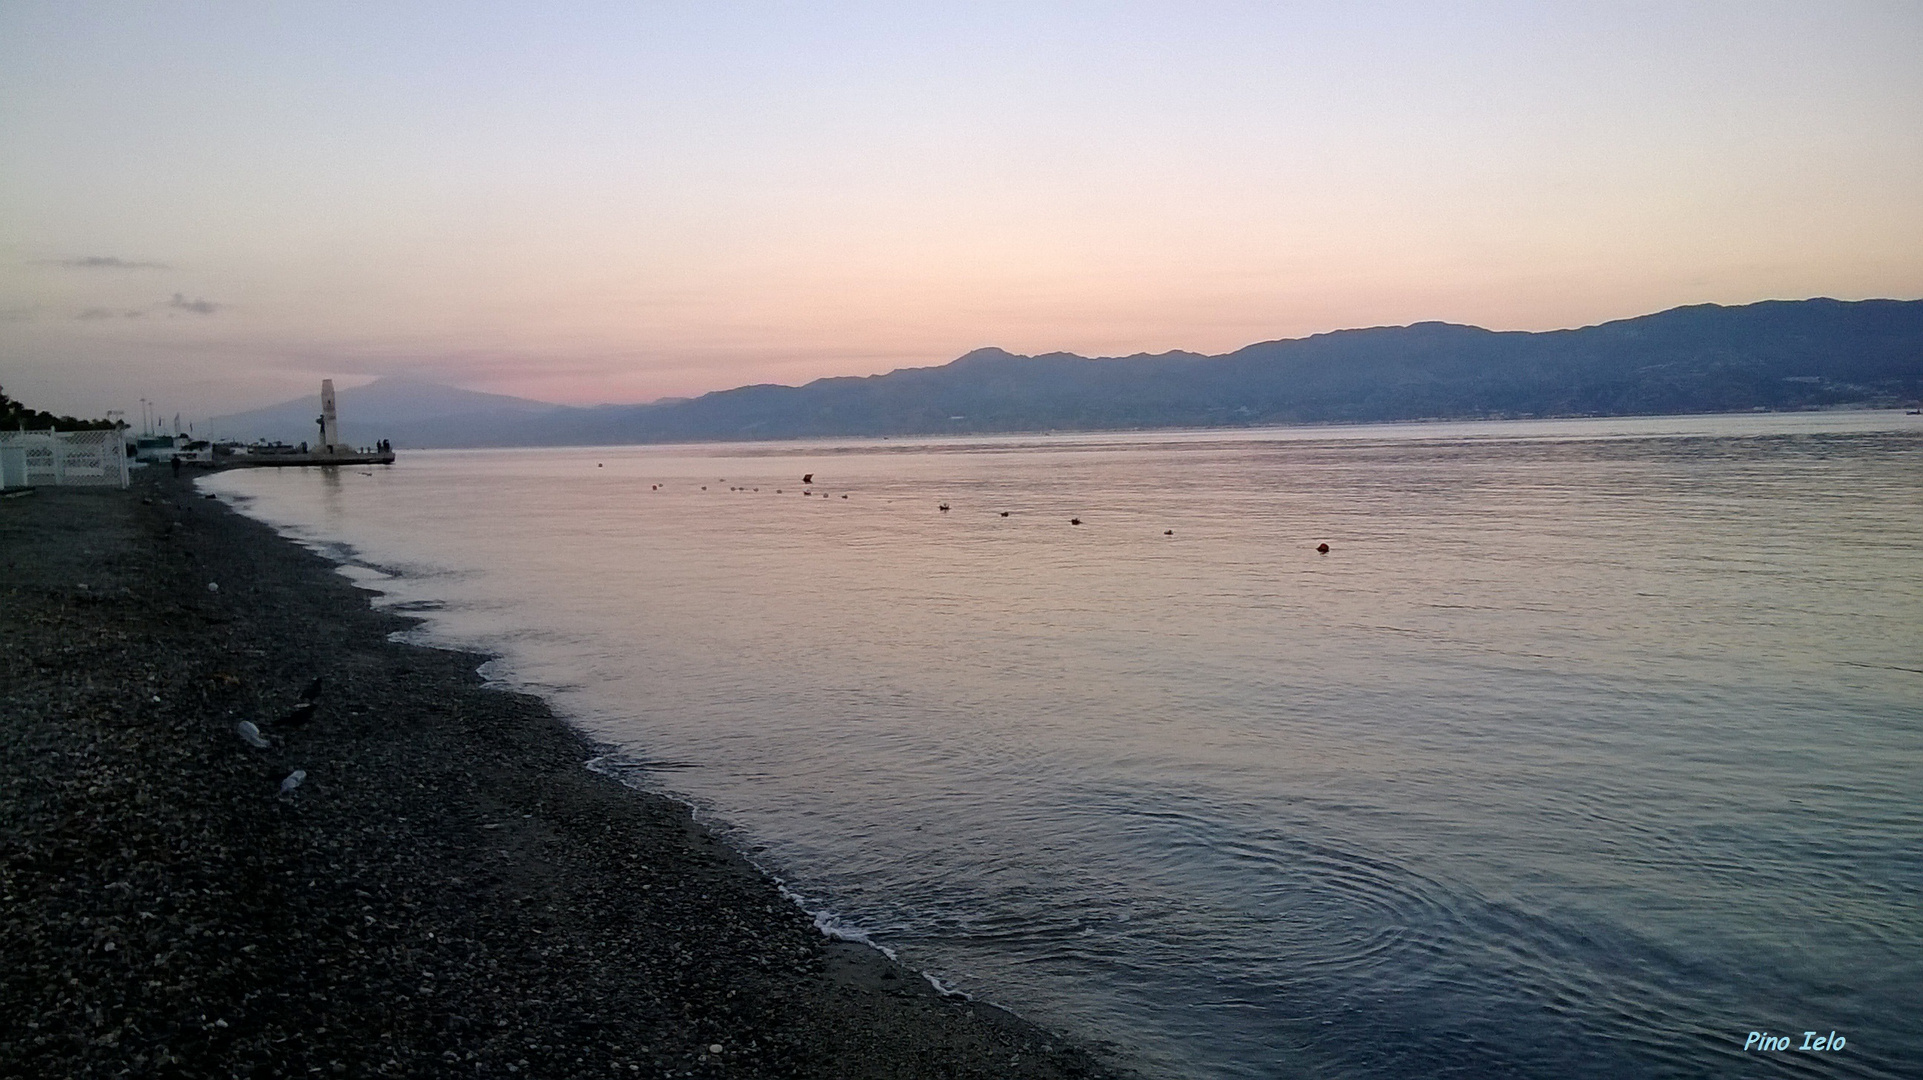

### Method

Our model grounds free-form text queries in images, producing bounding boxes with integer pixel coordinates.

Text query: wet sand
[0,475,1133,1079]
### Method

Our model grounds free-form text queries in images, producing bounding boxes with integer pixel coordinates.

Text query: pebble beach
[0,475,1130,1080]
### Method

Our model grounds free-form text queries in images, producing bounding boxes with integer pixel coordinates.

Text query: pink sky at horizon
[3,2,1920,421]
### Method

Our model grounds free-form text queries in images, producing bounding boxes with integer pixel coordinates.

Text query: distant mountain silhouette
[206,376,562,446]
[210,299,1923,447]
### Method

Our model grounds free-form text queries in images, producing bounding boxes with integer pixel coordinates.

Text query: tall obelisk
[319,379,340,453]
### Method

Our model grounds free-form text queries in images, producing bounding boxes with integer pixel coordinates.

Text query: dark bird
[1317,542,1331,553]
[279,700,317,728]
[1164,529,1174,535]
[300,677,323,702]
[1000,511,1010,517]
[938,503,951,512]
[1070,518,1082,525]
[802,473,814,484]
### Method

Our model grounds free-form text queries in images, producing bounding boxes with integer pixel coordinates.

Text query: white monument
[318,379,340,452]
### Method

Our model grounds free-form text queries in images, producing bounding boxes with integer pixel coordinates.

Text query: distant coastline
[209,297,1923,449]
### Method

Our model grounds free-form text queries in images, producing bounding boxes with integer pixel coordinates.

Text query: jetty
[212,446,395,468]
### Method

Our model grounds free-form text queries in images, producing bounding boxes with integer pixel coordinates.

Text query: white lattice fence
[0,430,129,489]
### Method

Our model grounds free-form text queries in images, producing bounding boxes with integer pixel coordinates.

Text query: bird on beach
[300,677,323,702]
[278,700,317,728]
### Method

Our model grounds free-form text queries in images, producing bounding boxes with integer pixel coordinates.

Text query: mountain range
[205,378,564,447]
[208,298,1923,448]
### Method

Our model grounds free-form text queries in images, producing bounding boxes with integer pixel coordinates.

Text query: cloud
[48,255,172,270]
[76,307,146,320]
[167,293,219,315]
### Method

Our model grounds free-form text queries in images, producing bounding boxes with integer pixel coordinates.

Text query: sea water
[204,413,1923,1079]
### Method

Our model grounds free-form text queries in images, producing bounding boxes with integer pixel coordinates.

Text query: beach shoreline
[0,475,1132,1079]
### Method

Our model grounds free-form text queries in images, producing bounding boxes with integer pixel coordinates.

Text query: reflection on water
[206,414,1923,1079]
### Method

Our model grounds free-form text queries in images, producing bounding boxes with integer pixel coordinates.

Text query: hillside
[205,377,562,446]
[211,298,1923,447]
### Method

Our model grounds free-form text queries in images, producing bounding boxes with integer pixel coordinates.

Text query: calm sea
[204,413,1923,1079]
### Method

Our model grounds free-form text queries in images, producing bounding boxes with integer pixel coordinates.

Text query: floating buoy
[1317,542,1330,553]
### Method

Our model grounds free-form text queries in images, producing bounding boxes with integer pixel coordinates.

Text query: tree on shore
[0,387,122,431]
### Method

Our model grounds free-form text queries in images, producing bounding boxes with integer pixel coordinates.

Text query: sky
[3,2,1920,420]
